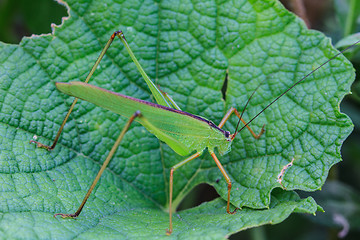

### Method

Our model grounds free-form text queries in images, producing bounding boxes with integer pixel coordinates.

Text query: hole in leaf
[221,70,229,101]
[177,183,220,211]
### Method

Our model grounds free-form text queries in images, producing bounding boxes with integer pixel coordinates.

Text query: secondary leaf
[0,0,354,238]
[308,181,360,234]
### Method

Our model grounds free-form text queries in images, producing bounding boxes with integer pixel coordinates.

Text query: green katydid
[30,30,359,235]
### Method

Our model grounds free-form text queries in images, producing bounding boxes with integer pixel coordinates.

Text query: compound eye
[224,131,230,138]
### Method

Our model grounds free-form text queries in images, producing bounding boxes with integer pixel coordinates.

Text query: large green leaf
[0,0,354,238]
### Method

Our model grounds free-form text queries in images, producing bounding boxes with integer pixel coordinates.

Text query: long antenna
[234,79,266,133]
[236,40,360,135]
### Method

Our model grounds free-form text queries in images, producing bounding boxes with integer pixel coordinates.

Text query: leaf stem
[344,0,360,36]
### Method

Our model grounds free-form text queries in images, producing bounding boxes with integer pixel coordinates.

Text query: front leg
[218,107,265,139]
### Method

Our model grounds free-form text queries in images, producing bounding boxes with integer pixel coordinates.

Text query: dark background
[0,0,359,239]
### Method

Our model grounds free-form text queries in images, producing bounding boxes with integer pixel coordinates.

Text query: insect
[30,31,359,235]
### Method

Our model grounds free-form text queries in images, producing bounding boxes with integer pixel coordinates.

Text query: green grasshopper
[30,31,358,234]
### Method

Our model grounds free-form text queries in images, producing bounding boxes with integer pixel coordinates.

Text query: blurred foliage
[0,0,66,43]
[0,0,359,239]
